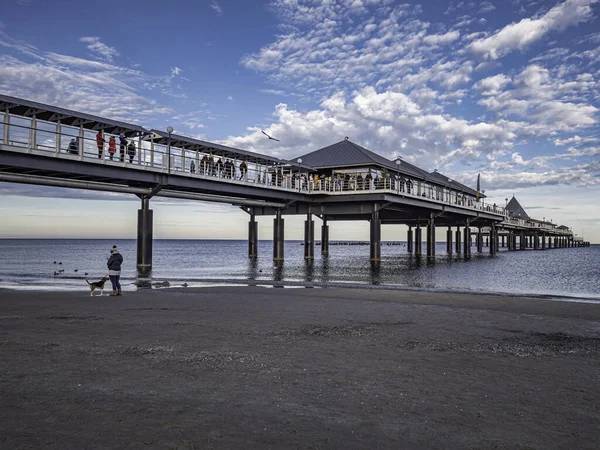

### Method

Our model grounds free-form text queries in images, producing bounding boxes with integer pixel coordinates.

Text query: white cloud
[469,0,599,60]
[211,0,223,15]
[474,73,512,95]
[553,135,599,146]
[80,37,119,62]
[171,66,182,76]
[227,95,233,101]
[423,30,460,45]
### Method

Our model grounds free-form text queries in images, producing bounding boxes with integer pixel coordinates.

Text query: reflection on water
[0,239,598,300]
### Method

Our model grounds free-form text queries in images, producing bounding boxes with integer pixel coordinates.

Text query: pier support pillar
[477,228,483,253]
[520,232,525,250]
[136,197,153,276]
[370,212,381,262]
[463,222,471,257]
[501,235,505,248]
[321,219,329,256]
[455,227,461,254]
[446,226,452,255]
[541,234,546,250]
[415,224,422,257]
[407,226,413,253]
[534,234,539,250]
[304,213,314,260]
[248,212,258,258]
[426,216,435,259]
[273,209,284,261]
[490,223,497,255]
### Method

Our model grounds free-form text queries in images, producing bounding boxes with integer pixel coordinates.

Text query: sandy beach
[0,286,598,449]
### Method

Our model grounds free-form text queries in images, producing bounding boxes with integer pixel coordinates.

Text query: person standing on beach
[107,245,123,296]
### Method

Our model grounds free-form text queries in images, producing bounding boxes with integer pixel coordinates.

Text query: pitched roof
[506,196,530,220]
[0,93,146,136]
[295,139,430,179]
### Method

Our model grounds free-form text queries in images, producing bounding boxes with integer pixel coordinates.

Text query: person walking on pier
[239,160,247,181]
[107,245,123,296]
[119,133,127,162]
[108,136,116,160]
[96,130,104,159]
[127,140,136,164]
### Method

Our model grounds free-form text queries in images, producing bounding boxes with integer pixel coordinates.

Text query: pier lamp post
[296,158,302,192]
[166,126,173,174]
[395,157,402,193]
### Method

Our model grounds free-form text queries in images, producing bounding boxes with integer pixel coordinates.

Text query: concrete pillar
[426,216,435,259]
[541,234,546,250]
[477,228,483,252]
[455,227,461,254]
[446,226,452,255]
[490,223,496,255]
[304,213,314,260]
[415,224,422,257]
[485,236,489,247]
[370,212,381,262]
[501,235,505,248]
[534,234,539,250]
[321,219,329,256]
[407,226,413,253]
[248,212,258,258]
[463,223,471,256]
[520,232,525,250]
[273,209,284,261]
[136,197,153,276]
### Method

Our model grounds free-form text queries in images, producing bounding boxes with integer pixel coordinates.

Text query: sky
[0,0,599,243]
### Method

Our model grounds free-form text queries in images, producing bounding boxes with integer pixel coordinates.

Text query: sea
[0,239,598,302]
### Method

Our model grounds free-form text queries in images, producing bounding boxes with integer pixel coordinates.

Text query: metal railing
[1,115,505,217]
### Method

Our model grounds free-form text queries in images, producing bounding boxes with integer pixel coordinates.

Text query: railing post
[2,110,9,145]
[55,121,61,155]
[150,140,155,167]
[29,115,36,153]
[79,124,84,160]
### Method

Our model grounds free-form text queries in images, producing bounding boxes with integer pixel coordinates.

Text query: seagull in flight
[261,130,280,142]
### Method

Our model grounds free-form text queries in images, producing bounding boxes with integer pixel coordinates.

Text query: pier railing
[1,116,504,217]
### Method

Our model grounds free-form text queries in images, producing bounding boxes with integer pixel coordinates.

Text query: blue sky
[0,0,599,242]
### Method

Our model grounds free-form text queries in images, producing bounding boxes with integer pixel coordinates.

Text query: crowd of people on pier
[63,130,483,210]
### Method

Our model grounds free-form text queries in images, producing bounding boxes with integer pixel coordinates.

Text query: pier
[0,94,589,274]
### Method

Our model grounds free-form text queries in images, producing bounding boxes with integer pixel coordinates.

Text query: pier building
[0,94,588,274]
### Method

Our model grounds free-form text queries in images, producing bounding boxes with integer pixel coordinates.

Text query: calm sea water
[0,239,598,302]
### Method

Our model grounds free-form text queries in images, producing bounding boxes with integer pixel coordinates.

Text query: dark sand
[0,286,599,449]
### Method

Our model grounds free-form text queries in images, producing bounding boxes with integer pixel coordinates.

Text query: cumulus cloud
[423,30,460,45]
[469,0,599,60]
[474,74,512,95]
[80,37,119,62]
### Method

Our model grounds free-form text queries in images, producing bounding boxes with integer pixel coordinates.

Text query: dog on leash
[86,276,109,296]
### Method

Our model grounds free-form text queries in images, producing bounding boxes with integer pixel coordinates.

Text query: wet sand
[0,286,599,449]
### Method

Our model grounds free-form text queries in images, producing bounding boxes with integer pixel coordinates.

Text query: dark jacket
[107,252,123,271]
